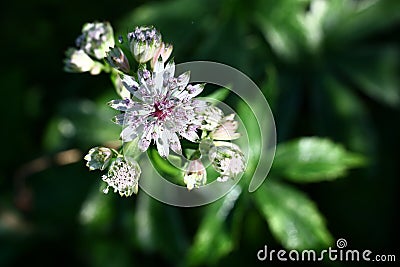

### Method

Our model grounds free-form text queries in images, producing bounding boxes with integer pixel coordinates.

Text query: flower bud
[64,48,102,75]
[183,159,207,190]
[128,26,162,63]
[150,42,173,68]
[76,21,115,59]
[106,47,130,73]
[84,147,113,171]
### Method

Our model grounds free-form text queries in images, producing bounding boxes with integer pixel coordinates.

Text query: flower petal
[108,99,134,111]
[176,71,190,89]
[112,114,126,125]
[121,74,140,95]
[186,83,205,99]
[138,125,153,151]
[156,128,170,157]
[153,55,164,73]
[168,132,182,155]
[121,126,139,142]
[180,128,199,142]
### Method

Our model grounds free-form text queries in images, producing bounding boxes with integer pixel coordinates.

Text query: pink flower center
[152,100,174,121]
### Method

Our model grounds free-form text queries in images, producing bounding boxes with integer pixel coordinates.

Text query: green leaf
[147,148,183,183]
[255,0,308,61]
[322,74,377,155]
[123,138,140,159]
[324,0,400,46]
[254,180,333,250]
[130,193,189,263]
[79,184,114,231]
[337,46,400,107]
[201,86,230,105]
[273,137,365,182]
[186,186,242,266]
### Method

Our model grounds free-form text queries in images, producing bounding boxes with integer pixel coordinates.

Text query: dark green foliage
[1,0,399,266]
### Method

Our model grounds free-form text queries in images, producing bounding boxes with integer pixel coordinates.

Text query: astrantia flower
[84,146,113,171]
[76,21,115,59]
[183,159,207,190]
[210,142,246,182]
[109,60,206,158]
[102,157,141,197]
[128,26,162,63]
[64,48,103,74]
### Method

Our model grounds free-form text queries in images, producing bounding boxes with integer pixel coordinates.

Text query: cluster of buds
[71,22,245,196]
[64,22,114,75]
[84,147,113,171]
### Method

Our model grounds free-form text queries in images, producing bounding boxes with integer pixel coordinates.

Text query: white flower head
[102,157,141,197]
[64,48,102,75]
[84,146,113,171]
[183,159,207,190]
[109,60,206,158]
[76,21,115,59]
[210,142,246,182]
[128,26,162,63]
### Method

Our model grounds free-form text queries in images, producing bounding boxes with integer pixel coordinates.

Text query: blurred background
[0,0,399,266]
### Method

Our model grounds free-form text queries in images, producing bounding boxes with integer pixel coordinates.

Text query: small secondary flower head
[64,48,103,75]
[102,157,141,197]
[84,146,113,170]
[210,142,246,182]
[76,21,115,59]
[183,159,207,190]
[128,26,162,63]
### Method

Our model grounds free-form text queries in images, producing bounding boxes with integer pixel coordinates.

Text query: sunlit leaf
[254,180,333,249]
[273,137,365,182]
[255,0,310,60]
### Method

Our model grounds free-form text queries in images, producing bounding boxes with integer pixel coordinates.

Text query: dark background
[0,0,399,266]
